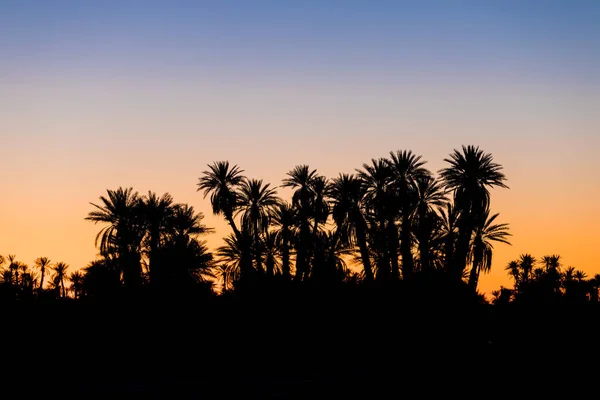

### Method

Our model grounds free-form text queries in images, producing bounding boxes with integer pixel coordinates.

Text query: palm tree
[439,145,508,280]
[518,254,536,286]
[69,271,84,299]
[141,191,175,287]
[412,175,447,272]
[467,210,511,290]
[357,158,393,281]
[386,150,429,280]
[34,257,51,292]
[197,161,245,240]
[86,187,145,289]
[236,178,280,274]
[282,165,318,281]
[198,161,252,278]
[52,262,69,298]
[271,202,297,280]
[329,174,374,281]
[215,234,245,287]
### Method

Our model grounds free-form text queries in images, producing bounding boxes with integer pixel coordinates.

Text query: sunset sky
[1,0,599,296]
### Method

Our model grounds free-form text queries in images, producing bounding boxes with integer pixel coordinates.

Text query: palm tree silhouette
[467,210,511,290]
[86,187,145,290]
[439,145,508,281]
[386,150,429,280]
[236,178,280,274]
[329,174,374,281]
[141,191,175,287]
[34,257,51,292]
[69,271,84,299]
[412,175,447,272]
[282,165,318,281]
[357,158,393,281]
[52,262,69,298]
[198,162,252,279]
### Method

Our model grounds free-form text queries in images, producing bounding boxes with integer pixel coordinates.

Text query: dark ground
[2,293,599,398]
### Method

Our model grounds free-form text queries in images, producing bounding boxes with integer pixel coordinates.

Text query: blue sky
[2,0,599,85]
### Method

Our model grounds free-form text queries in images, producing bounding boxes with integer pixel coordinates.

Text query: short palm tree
[467,210,511,290]
[236,178,280,274]
[86,187,145,289]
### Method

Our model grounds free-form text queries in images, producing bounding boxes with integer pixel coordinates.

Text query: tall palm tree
[236,178,280,274]
[439,145,508,280]
[357,158,393,281]
[271,202,297,280]
[198,161,252,277]
[34,257,51,292]
[467,210,511,290]
[52,262,69,298]
[86,187,145,289]
[282,165,318,281]
[141,191,175,287]
[386,150,429,280]
[197,161,245,240]
[329,174,374,281]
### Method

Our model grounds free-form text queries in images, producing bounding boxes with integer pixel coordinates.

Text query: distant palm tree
[52,262,69,298]
[236,178,280,274]
[282,165,318,281]
[518,254,536,286]
[69,271,84,299]
[439,145,508,280]
[467,210,511,290]
[34,257,51,292]
[386,150,429,280]
[329,174,373,281]
[86,187,145,289]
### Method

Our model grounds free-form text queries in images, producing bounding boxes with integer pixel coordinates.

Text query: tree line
[0,145,594,304]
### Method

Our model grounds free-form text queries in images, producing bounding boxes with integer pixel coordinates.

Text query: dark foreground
[3,291,600,398]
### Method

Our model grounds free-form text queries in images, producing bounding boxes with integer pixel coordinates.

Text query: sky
[1,0,599,296]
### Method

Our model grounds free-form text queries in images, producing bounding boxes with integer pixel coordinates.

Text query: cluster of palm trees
[0,145,517,301]
[0,255,79,299]
[492,254,600,304]
[84,189,214,292]
[203,145,511,292]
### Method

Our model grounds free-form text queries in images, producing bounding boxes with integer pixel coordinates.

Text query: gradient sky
[1,0,599,296]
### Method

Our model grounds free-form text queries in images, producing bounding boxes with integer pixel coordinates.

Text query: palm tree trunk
[254,221,262,274]
[39,268,45,291]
